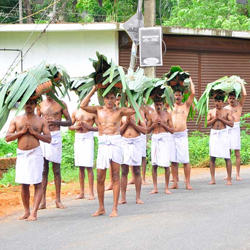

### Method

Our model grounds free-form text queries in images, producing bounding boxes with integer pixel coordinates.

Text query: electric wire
[1,1,55,83]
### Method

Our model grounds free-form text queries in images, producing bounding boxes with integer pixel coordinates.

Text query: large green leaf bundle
[0,61,71,131]
[164,66,190,93]
[196,75,247,127]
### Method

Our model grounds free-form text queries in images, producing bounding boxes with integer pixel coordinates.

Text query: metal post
[128,0,143,74]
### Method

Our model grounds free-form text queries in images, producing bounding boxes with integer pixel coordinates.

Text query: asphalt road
[1,167,250,250]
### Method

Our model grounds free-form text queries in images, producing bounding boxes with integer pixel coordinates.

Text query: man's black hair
[214,95,224,101]
[153,96,165,103]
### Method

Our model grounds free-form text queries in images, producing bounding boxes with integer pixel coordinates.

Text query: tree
[24,0,33,23]
[0,0,19,24]
[163,0,250,31]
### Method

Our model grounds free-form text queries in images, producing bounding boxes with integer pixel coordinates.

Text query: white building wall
[0,27,119,136]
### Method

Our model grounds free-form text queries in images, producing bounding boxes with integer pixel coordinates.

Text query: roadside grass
[1,130,250,187]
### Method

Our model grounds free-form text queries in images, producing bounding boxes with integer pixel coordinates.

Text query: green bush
[0,139,17,157]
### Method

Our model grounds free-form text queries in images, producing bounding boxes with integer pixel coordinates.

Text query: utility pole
[128,0,143,74]
[19,0,23,24]
[144,0,156,78]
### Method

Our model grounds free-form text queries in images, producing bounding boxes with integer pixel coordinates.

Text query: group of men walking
[5,77,246,220]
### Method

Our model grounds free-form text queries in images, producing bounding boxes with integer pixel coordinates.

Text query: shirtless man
[5,99,51,221]
[69,95,98,200]
[207,95,234,185]
[119,105,147,204]
[128,104,154,185]
[224,82,247,180]
[170,78,195,190]
[80,86,135,217]
[147,97,174,194]
[37,95,72,209]
[105,94,121,191]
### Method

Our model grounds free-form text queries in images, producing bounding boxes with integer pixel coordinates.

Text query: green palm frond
[196,75,247,127]
[0,61,71,131]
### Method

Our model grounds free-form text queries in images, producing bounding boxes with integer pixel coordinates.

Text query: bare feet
[170,178,179,182]
[136,199,144,204]
[19,213,30,220]
[208,180,216,185]
[142,180,148,185]
[150,189,158,194]
[118,199,127,205]
[39,203,46,210]
[92,208,106,217]
[56,201,67,209]
[165,189,172,194]
[226,180,232,185]
[128,179,135,185]
[109,210,118,217]
[88,194,95,200]
[26,215,37,221]
[76,194,85,200]
[223,176,228,180]
[186,184,194,190]
[105,184,113,191]
[236,176,243,181]
[169,184,179,189]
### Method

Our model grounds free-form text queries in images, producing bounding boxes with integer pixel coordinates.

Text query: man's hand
[27,123,37,135]
[81,121,89,129]
[156,117,162,126]
[20,124,28,135]
[125,116,130,125]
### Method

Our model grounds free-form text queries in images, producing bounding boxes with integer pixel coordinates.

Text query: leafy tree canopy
[1,0,250,31]
[163,0,250,31]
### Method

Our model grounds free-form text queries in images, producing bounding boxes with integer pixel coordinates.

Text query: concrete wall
[0,28,119,136]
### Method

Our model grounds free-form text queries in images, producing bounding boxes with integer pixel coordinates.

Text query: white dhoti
[170,130,189,164]
[122,136,142,166]
[227,122,241,150]
[74,132,94,167]
[141,133,147,157]
[96,135,122,169]
[40,131,62,164]
[151,133,170,167]
[209,128,230,159]
[15,146,44,185]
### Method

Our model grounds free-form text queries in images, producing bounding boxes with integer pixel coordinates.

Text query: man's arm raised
[185,77,195,108]
[239,81,247,107]
[120,107,136,117]
[80,86,98,114]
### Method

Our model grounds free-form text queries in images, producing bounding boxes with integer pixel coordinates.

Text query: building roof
[0,22,249,40]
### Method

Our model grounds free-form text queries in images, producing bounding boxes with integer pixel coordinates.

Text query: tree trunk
[19,0,23,23]
[98,0,103,7]
[24,0,33,23]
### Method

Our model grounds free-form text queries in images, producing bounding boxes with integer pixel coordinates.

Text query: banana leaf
[0,105,10,131]
[0,61,71,131]
[196,75,247,127]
